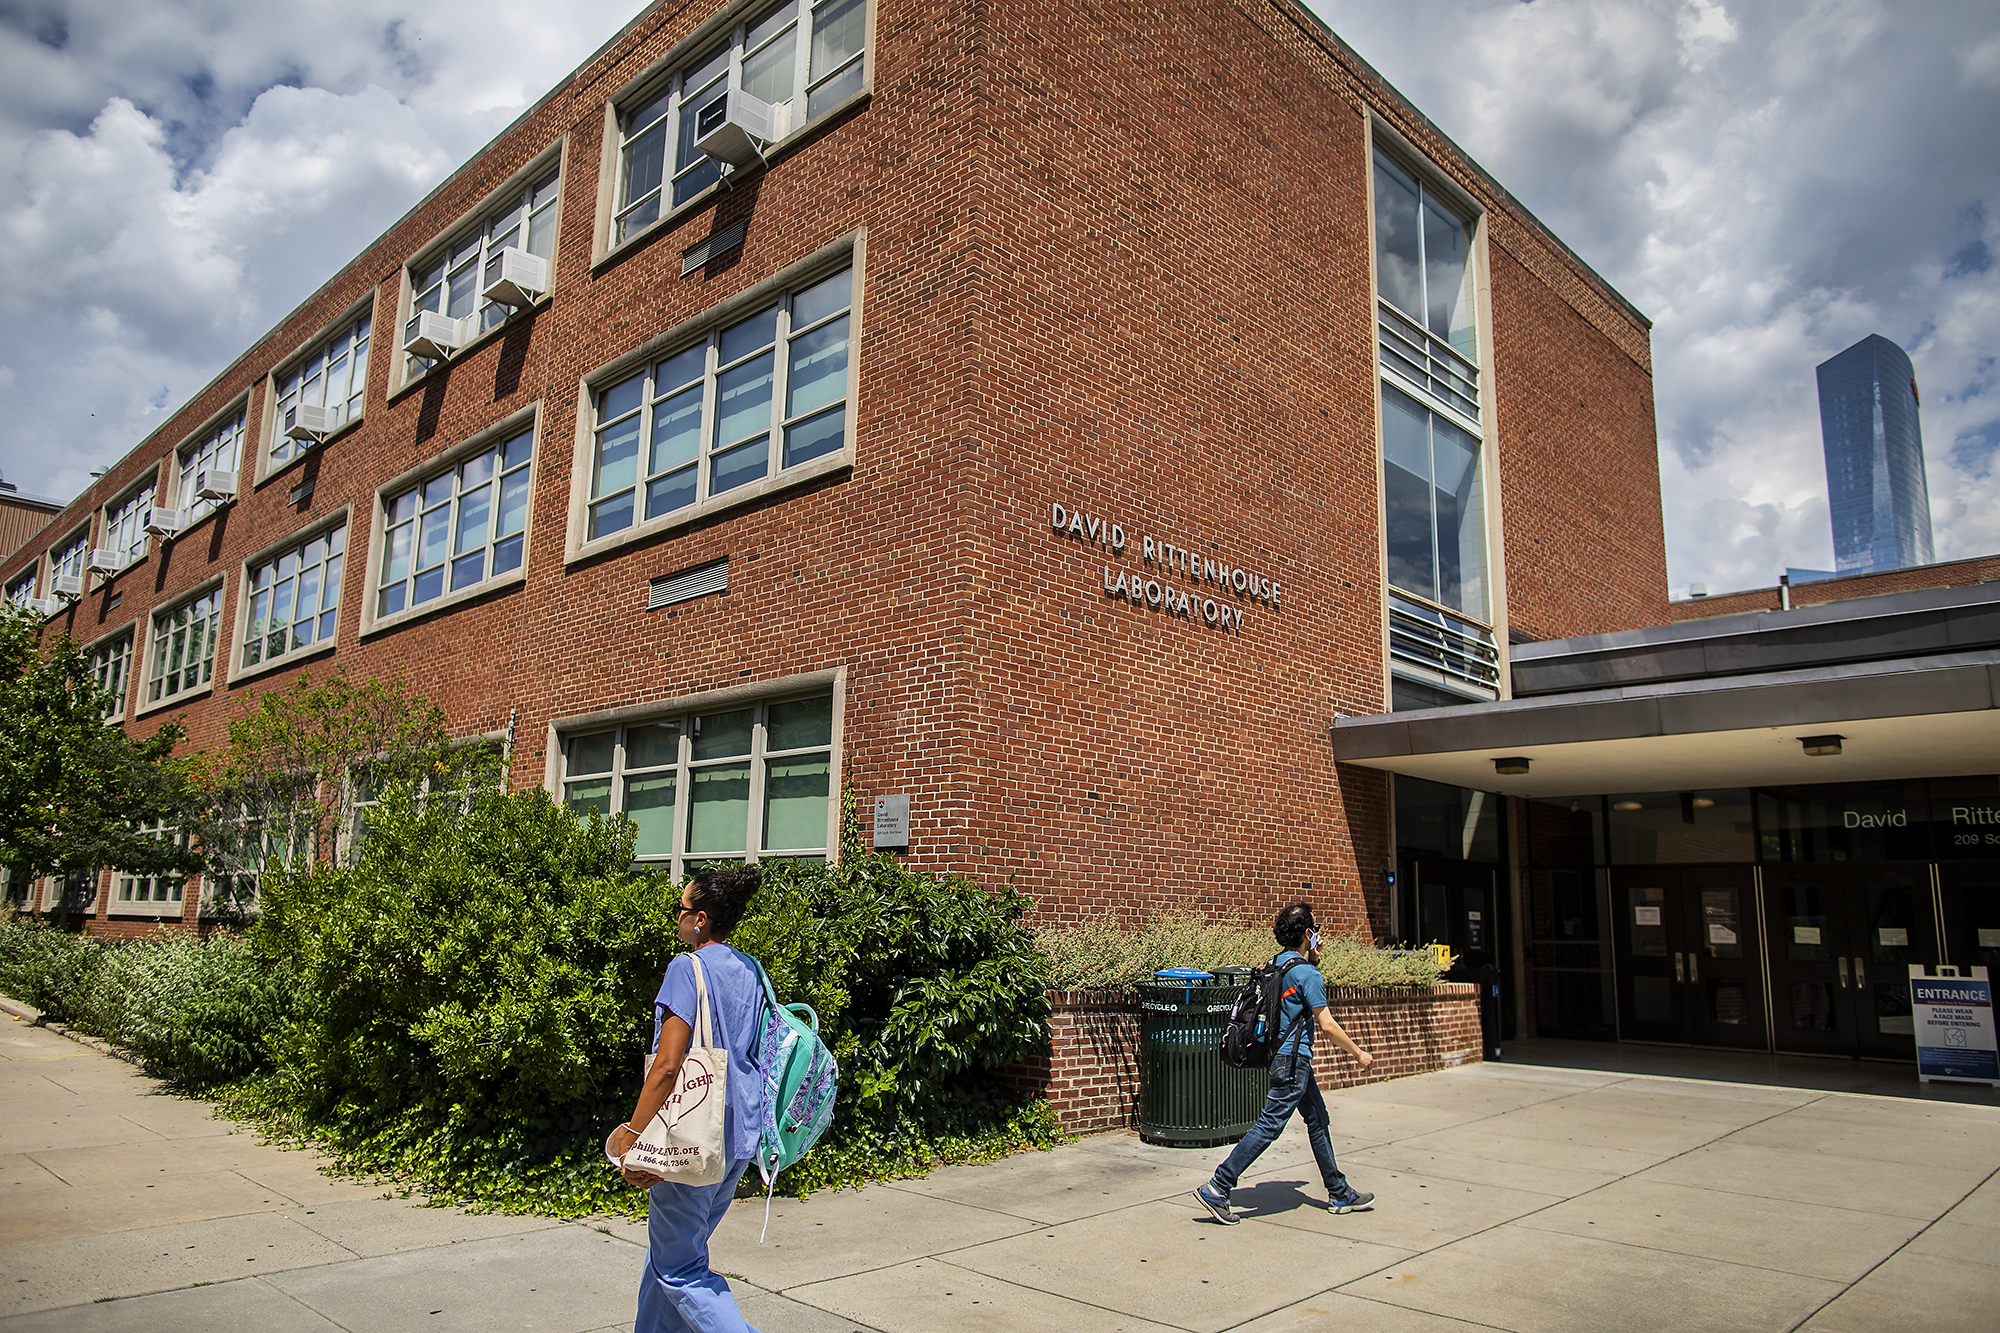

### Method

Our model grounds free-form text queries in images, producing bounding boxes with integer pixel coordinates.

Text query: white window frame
[399,157,564,387]
[140,579,225,714]
[87,623,136,722]
[109,820,187,916]
[557,687,840,881]
[347,734,508,857]
[234,511,350,682]
[201,807,299,917]
[176,407,246,527]
[363,409,539,635]
[49,524,90,588]
[606,0,871,253]
[268,305,373,475]
[6,570,37,606]
[101,473,161,573]
[567,235,863,563]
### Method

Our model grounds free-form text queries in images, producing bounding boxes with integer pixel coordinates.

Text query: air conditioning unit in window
[144,507,185,537]
[481,247,548,309]
[692,88,779,170]
[86,549,126,575]
[403,310,466,361]
[24,597,63,617]
[50,574,84,598]
[284,403,332,441]
[195,470,238,502]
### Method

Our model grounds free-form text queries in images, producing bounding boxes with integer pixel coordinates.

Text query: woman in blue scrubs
[606,866,770,1333]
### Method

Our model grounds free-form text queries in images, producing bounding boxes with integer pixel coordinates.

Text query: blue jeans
[636,1158,761,1333]
[1211,1049,1352,1199]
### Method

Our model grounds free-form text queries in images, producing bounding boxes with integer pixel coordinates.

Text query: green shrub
[1035,910,1439,990]
[233,781,1055,1214]
[0,921,294,1086]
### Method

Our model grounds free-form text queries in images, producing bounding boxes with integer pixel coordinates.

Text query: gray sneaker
[1192,1185,1238,1225]
[1327,1189,1375,1214]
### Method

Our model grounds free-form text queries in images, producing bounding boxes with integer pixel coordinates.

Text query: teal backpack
[750,959,838,1239]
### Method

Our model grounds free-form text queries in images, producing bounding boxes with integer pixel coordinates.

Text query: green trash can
[1137,969,1269,1146]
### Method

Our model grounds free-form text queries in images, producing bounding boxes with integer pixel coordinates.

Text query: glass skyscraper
[1816,334,1933,574]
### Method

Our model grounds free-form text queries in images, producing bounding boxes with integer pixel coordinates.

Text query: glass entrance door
[1763,864,1934,1060]
[1938,864,2000,976]
[1610,867,1764,1049]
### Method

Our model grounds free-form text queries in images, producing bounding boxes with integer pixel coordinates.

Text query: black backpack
[1220,955,1313,1069]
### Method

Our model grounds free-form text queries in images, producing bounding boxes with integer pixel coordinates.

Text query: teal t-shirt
[1272,951,1326,1057]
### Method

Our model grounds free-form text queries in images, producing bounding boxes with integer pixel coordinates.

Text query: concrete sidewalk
[4,1008,1997,1332]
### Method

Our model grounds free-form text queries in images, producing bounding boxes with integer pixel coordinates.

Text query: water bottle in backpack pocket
[1220,955,1314,1069]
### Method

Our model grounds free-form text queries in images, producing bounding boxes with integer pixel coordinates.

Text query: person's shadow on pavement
[1209,1179,1316,1220]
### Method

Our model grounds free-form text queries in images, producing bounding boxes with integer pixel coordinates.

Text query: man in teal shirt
[1194,903,1375,1223]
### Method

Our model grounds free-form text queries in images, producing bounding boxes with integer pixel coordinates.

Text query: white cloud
[1307,0,2000,597]
[1,0,1994,604]
[0,0,641,504]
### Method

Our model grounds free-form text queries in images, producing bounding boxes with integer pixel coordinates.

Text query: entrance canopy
[1335,582,2000,796]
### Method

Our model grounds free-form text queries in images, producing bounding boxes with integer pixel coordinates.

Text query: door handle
[1688,951,1699,983]
[1853,955,1865,988]
[1674,952,1684,983]
[1838,956,1849,988]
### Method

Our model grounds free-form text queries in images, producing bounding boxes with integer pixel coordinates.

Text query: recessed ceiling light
[1612,800,1643,811]
[1493,756,1530,776]
[1692,797,1715,808]
[1800,735,1844,757]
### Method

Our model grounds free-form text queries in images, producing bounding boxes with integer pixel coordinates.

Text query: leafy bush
[0,921,294,1086]
[1036,910,1439,990]
[228,780,1056,1215]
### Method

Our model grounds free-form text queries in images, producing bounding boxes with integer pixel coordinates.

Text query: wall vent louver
[681,222,747,277]
[648,558,729,611]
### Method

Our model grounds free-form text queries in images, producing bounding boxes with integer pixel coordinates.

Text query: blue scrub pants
[636,1158,760,1333]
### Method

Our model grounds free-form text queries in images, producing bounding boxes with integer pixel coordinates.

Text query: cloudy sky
[1,0,1995,597]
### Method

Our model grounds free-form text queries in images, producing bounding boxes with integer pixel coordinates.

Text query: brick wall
[1668,554,2000,621]
[1006,982,1482,1136]
[6,0,1663,943]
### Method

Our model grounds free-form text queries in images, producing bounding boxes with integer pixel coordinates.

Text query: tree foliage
[196,669,458,887]
[0,605,202,905]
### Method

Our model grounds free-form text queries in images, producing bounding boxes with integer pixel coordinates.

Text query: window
[377,428,533,619]
[1382,384,1486,619]
[91,630,133,721]
[51,528,89,586]
[1374,149,1478,419]
[272,313,371,467]
[561,693,834,877]
[204,811,298,915]
[614,0,866,243]
[1374,150,1475,361]
[244,525,345,668]
[409,170,560,372]
[588,267,851,540]
[113,821,186,910]
[7,572,36,607]
[146,585,222,705]
[349,740,505,851]
[178,412,244,523]
[102,481,156,569]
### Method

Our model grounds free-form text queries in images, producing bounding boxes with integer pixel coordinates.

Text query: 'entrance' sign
[1908,965,2000,1087]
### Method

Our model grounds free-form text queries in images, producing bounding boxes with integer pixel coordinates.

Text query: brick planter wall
[1004,983,1483,1137]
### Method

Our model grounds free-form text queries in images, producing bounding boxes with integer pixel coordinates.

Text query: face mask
[1309,929,1321,953]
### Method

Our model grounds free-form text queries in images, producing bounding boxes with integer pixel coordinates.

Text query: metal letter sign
[1908,965,2000,1087]
[872,794,910,849]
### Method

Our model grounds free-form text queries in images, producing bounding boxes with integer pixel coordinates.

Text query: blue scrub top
[654,943,768,1163]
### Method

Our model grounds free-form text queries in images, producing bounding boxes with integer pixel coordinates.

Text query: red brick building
[4,0,1665,943]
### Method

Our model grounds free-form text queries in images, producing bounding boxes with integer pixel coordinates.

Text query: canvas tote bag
[618,951,730,1186]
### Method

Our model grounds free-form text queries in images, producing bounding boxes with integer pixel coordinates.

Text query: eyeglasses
[674,903,704,918]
